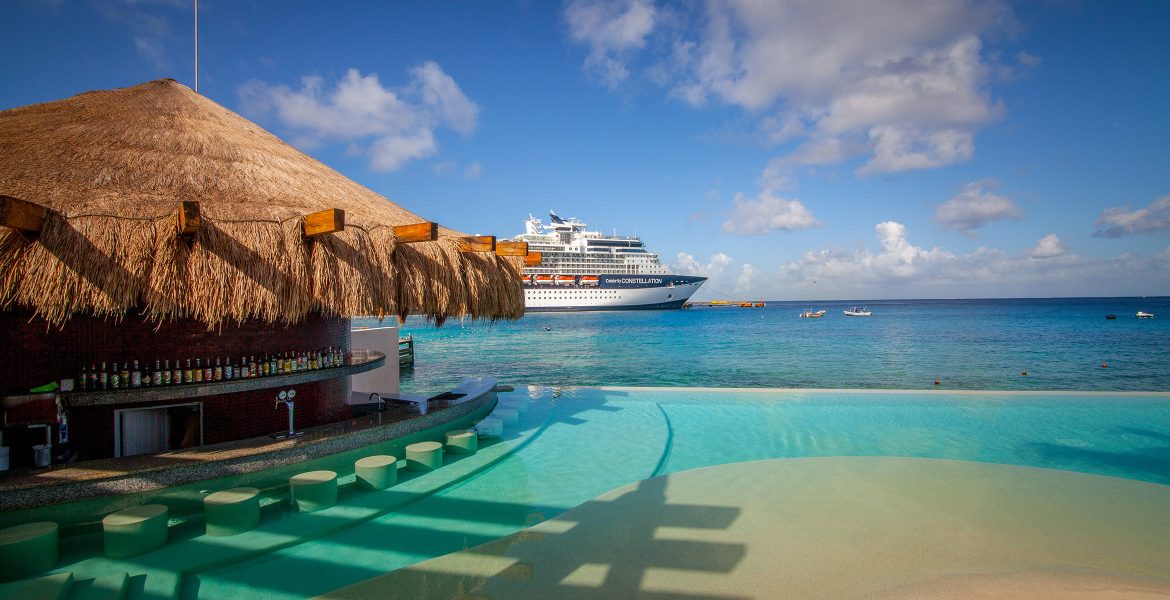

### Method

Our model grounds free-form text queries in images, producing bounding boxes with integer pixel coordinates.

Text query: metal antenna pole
[194,0,199,93]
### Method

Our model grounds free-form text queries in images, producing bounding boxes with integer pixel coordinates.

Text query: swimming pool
[191,387,1170,599]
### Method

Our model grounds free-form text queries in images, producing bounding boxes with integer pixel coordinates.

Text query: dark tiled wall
[1,311,352,459]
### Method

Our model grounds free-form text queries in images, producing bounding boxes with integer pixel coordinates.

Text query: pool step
[0,571,73,600]
[70,572,130,600]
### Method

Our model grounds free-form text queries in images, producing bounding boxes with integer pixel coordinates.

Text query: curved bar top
[0,377,498,513]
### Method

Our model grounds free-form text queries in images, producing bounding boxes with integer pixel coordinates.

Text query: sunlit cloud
[240,64,478,171]
[934,180,1023,236]
[722,191,819,235]
[1093,194,1170,238]
[564,0,657,87]
[1028,233,1066,258]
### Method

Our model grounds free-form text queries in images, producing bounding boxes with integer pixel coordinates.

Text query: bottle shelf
[62,352,386,408]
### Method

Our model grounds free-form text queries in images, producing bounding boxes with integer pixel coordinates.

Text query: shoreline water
[366,296,1170,395]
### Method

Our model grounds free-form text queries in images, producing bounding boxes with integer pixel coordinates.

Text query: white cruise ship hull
[524,275,706,311]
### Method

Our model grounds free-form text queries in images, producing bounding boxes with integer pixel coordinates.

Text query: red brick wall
[1,311,352,459]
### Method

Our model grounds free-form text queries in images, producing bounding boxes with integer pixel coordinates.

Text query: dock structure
[399,335,415,367]
[684,300,767,308]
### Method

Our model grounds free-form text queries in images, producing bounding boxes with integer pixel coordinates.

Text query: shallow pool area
[188,386,1170,600]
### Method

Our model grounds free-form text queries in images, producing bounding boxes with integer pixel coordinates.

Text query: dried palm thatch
[0,79,524,327]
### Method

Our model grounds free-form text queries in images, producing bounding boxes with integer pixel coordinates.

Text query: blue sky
[2,1,1168,301]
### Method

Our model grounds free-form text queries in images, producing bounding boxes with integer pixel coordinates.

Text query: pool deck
[0,381,497,512]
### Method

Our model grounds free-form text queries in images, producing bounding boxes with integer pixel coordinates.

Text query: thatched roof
[0,79,523,327]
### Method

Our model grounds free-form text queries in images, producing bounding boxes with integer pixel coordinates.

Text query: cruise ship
[513,211,707,311]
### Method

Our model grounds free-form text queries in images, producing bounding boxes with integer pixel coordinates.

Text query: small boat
[580,275,600,286]
[533,274,554,285]
[843,307,872,317]
[799,309,826,318]
[1106,314,1117,320]
[1137,311,1155,318]
[555,275,577,285]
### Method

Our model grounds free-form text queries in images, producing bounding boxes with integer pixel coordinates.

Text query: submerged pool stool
[444,429,478,454]
[103,504,169,559]
[290,470,338,512]
[405,440,444,471]
[499,399,528,415]
[0,521,58,582]
[203,487,261,536]
[475,417,504,438]
[492,407,520,426]
[355,455,398,490]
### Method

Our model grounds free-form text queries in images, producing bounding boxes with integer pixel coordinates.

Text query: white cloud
[675,252,758,296]
[675,251,733,277]
[463,162,483,179]
[94,0,185,69]
[569,0,1012,175]
[1028,234,1066,258]
[564,0,657,87]
[722,191,819,235]
[933,180,1023,235]
[240,64,478,171]
[774,221,1170,298]
[1093,194,1170,238]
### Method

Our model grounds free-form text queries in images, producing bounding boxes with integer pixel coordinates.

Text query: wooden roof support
[303,208,345,238]
[177,200,201,238]
[495,241,528,256]
[524,252,542,267]
[458,235,496,253]
[0,194,48,235]
[393,222,437,243]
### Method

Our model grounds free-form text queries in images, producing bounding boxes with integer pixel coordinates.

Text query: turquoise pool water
[192,387,1170,599]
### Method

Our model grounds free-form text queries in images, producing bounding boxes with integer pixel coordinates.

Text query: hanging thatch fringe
[0,78,524,327]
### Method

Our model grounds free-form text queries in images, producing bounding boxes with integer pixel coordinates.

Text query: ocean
[355,297,1170,395]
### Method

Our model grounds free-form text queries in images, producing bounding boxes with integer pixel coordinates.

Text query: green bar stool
[103,504,169,559]
[289,470,338,512]
[355,455,398,490]
[405,441,443,471]
[493,407,520,426]
[204,487,261,536]
[444,429,478,454]
[0,521,58,582]
[499,399,529,415]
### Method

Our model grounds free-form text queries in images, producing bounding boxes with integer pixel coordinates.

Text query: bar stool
[0,521,58,582]
[405,441,443,472]
[204,487,261,536]
[289,470,338,512]
[103,504,168,558]
[445,429,478,454]
[355,455,398,490]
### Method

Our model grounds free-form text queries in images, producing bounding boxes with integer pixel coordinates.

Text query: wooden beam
[495,241,528,256]
[177,200,201,237]
[523,252,542,267]
[393,222,437,243]
[458,235,495,253]
[303,208,345,238]
[0,195,47,234]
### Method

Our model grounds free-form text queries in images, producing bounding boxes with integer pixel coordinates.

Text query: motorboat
[799,309,826,318]
[1137,311,1155,318]
[843,307,872,317]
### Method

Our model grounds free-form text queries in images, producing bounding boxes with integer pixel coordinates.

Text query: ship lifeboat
[580,275,600,286]
[555,275,577,285]
[533,274,554,285]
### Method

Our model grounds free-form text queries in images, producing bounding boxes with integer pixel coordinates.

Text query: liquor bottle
[203,359,212,382]
[261,355,270,376]
[110,364,121,389]
[130,360,142,388]
[214,357,223,381]
[120,362,130,388]
[89,363,98,390]
[79,364,89,390]
[99,362,108,390]
[250,356,258,378]
[185,359,193,383]
[153,360,162,387]
[283,353,292,374]
[163,360,172,385]
[310,351,318,371]
[174,359,183,384]
[224,357,233,380]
